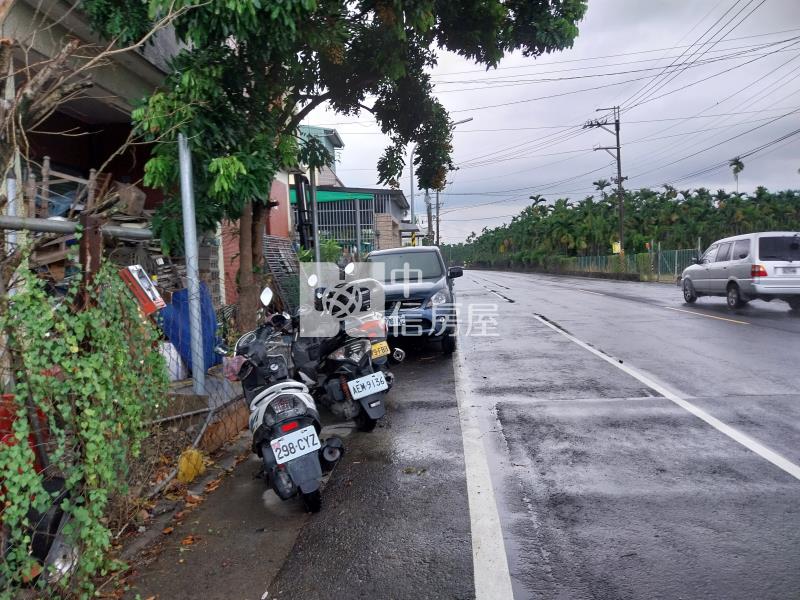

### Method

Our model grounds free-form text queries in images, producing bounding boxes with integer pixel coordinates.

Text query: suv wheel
[441,332,456,355]
[726,283,746,309]
[683,279,697,304]
[788,298,800,313]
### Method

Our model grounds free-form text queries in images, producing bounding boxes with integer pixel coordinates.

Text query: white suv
[680,231,800,311]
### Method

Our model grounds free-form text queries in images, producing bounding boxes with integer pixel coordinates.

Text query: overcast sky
[304,0,800,243]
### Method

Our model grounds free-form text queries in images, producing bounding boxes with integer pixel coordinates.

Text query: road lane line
[663,306,750,325]
[532,314,800,482]
[579,289,605,296]
[452,352,515,599]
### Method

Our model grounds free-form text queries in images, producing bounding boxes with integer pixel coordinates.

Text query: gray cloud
[306,0,800,243]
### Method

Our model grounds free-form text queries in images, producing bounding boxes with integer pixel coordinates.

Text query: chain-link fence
[561,248,697,281]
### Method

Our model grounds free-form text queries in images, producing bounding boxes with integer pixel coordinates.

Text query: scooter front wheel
[301,489,321,513]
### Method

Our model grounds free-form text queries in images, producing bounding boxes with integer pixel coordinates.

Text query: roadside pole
[354,195,361,260]
[409,144,417,226]
[4,173,17,252]
[310,168,321,264]
[435,189,440,246]
[178,133,206,396]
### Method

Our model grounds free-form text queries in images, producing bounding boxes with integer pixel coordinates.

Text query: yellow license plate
[371,341,390,359]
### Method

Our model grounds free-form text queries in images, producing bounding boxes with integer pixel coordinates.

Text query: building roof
[318,185,409,210]
[289,189,373,203]
[289,185,409,210]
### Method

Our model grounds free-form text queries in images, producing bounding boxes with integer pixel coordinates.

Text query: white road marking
[452,351,515,600]
[532,314,800,482]
[664,306,750,325]
[579,289,605,296]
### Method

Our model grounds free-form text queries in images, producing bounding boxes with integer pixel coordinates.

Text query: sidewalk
[123,420,353,600]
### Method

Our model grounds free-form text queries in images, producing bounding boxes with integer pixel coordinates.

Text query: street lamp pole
[409,143,417,227]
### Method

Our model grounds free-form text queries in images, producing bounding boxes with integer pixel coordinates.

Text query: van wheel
[789,298,800,313]
[683,280,697,304]
[726,283,746,309]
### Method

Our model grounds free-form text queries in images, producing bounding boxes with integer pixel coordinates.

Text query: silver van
[680,231,800,311]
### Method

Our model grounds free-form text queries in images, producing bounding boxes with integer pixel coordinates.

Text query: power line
[429,27,800,76]
[620,0,750,109]
[625,0,769,110]
[434,42,797,93]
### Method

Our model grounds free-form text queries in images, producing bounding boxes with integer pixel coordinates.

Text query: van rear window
[758,236,800,261]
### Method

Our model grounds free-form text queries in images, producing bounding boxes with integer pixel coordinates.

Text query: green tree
[729,157,745,193]
[84,0,588,328]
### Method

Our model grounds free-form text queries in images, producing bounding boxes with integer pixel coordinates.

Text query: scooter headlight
[328,339,371,362]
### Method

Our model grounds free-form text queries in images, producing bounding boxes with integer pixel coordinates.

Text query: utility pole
[435,189,441,246]
[425,190,433,244]
[584,106,626,254]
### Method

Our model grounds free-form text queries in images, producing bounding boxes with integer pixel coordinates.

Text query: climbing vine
[0,260,168,597]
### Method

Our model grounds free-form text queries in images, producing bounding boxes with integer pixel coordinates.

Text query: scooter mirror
[260,287,274,306]
[344,262,356,275]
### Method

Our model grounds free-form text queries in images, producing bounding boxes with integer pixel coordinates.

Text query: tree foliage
[443,184,800,267]
[82,0,588,250]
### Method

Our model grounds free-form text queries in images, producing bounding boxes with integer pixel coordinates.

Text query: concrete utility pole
[408,143,417,225]
[435,189,441,246]
[425,190,433,244]
[584,106,626,254]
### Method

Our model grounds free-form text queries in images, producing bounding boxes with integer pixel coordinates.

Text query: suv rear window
[758,236,800,261]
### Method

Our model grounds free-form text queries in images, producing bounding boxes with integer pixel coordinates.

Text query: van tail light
[751,264,768,278]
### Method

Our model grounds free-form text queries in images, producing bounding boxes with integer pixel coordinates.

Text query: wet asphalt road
[458,270,800,599]
[132,271,799,599]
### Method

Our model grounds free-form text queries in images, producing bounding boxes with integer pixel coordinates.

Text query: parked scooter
[222,288,344,512]
[292,274,405,432]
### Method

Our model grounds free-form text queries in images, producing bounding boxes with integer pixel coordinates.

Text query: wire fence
[565,248,698,281]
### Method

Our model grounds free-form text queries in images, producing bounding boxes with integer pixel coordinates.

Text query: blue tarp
[158,283,221,375]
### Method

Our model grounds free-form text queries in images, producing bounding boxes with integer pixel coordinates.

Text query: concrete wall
[375,213,401,250]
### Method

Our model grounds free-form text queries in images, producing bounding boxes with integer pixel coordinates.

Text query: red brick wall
[221,177,292,304]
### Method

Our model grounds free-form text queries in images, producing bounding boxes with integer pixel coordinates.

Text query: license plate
[371,341,390,359]
[347,371,388,400]
[270,425,320,465]
[781,267,797,274]
[386,314,406,327]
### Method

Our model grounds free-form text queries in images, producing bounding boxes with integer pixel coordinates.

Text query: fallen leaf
[204,478,222,493]
[181,535,199,546]
[162,527,174,535]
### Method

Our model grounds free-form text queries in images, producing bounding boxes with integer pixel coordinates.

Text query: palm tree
[729,157,744,193]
